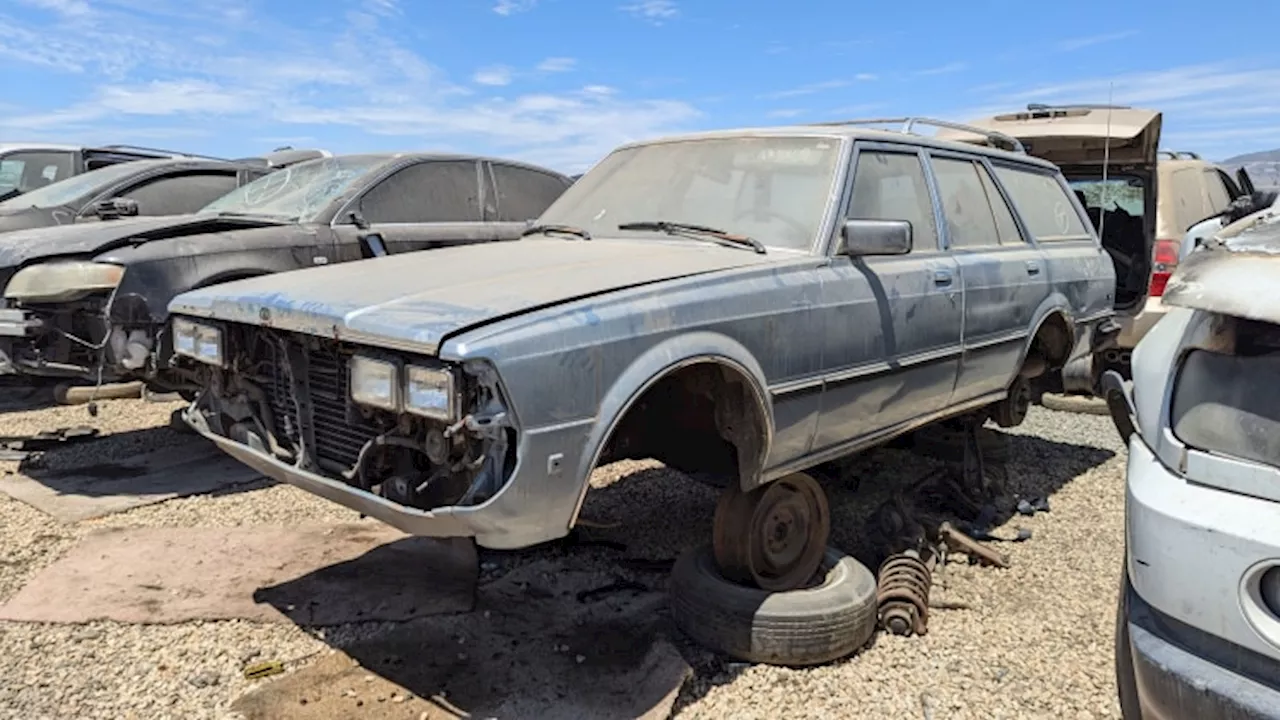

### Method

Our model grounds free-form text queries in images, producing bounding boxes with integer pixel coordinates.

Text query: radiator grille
[263,335,379,469]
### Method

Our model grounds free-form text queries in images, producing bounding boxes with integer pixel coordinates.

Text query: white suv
[1103,212,1280,718]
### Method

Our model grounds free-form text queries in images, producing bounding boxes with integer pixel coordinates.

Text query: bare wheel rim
[713,472,830,592]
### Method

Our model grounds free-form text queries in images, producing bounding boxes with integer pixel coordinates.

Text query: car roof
[326,151,571,179]
[0,142,84,154]
[610,123,1061,171]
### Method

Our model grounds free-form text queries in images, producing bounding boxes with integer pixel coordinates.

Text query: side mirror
[841,219,912,256]
[91,198,139,220]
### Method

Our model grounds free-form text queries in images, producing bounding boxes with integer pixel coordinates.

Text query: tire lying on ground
[909,425,1012,465]
[1039,392,1110,416]
[670,544,878,666]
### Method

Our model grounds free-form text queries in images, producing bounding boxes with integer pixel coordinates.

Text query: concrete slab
[0,525,477,625]
[231,559,688,720]
[0,439,264,522]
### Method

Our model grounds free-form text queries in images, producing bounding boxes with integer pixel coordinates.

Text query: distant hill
[1221,148,1280,189]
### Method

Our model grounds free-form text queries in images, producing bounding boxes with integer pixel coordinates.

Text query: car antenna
[1097,82,1114,242]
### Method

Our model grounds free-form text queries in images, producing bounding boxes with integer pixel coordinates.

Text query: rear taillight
[1149,238,1179,297]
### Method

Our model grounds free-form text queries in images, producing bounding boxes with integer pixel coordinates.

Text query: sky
[3,0,1279,173]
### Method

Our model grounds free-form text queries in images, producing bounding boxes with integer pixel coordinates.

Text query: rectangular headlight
[350,355,399,410]
[172,317,222,367]
[404,365,455,421]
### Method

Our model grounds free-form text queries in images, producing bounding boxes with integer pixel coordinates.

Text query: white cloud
[1057,30,1138,52]
[767,109,805,119]
[855,73,877,81]
[536,56,576,72]
[472,65,513,86]
[363,0,399,16]
[915,62,968,76]
[621,0,678,24]
[0,3,700,172]
[17,0,91,17]
[493,0,535,16]
[758,79,866,101]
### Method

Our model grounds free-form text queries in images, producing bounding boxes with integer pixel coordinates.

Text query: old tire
[910,425,1012,465]
[1040,392,1109,416]
[670,544,877,667]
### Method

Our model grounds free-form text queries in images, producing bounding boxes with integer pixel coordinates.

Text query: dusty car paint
[175,126,1118,550]
[1163,218,1280,325]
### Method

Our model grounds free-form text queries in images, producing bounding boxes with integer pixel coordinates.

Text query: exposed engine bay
[0,293,161,386]
[188,323,517,513]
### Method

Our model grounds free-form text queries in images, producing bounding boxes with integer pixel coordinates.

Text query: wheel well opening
[597,362,769,490]
[1029,312,1072,373]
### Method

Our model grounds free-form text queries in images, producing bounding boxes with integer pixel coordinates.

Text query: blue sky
[3,0,1279,173]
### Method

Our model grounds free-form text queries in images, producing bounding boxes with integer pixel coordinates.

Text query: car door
[99,171,241,217]
[929,153,1051,403]
[811,144,963,451]
[348,159,508,255]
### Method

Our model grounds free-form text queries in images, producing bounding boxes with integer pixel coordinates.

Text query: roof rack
[91,144,227,161]
[1025,103,1133,112]
[809,116,1026,154]
[1157,150,1201,160]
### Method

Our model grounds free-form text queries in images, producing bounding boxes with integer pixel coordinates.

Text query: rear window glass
[992,165,1092,241]
[1172,347,1280,469]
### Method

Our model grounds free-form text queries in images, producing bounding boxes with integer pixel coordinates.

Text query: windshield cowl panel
[199,156,386,224]
[535,135,842,253]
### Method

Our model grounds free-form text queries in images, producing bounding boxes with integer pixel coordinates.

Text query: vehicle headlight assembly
[171,317,224,367]
[4,261,125,303]
[404,365,456,421]
[350,355,399,411]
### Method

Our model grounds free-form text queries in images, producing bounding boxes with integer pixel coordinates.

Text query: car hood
[170,236,777,356]
[0,212,288,269]
[1163,214,1280,325]
[0,206,61,236]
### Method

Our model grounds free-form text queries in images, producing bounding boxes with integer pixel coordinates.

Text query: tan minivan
[940,104,1257,383]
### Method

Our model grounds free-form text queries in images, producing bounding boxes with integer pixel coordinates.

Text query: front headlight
[350,355,399,411]
[404,365,455,421]
[171,317,223,367]
[4,261,125,303]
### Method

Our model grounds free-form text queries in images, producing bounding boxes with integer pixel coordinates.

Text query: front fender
[568,331,775,525]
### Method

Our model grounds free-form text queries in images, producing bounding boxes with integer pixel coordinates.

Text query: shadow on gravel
[230,424,1115,718]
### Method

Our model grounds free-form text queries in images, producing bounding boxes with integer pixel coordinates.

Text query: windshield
[0,160,164,211]
[199,155,385,222]
[537,136,842,252]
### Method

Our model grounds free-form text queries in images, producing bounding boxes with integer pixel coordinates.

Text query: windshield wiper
[617,221,766,254]
[521,223,592,241]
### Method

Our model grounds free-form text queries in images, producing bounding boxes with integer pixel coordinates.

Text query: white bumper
[1126,436,1280,664]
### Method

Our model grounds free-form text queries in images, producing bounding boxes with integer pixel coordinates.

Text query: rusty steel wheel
[713,472,831,592]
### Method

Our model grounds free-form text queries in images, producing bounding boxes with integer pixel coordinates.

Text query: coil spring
[876,551,932,637]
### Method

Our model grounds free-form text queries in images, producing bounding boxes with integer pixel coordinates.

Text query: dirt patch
[0,524,477,624]
[232,559,689,720]
[0,439,264,522]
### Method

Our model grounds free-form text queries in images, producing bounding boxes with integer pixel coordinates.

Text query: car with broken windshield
[170,118,1122,666]
[0,152,573,397]
[1103,213,1280,719]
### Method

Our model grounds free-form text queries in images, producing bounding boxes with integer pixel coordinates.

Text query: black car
[0,148,328,235]
[0,152,573,395]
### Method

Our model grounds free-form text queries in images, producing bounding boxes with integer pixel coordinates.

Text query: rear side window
[1204,169,1233,215]
[360,161,482,223]
[118,172,240,215]
[0,151,76,194]
[992,165,1092,241]
[491,163,569,221]
[847,151,938,250]
[930,157,1001,249]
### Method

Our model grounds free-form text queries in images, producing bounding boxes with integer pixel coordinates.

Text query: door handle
[933,269,953,286]
[1025,260,1041,275]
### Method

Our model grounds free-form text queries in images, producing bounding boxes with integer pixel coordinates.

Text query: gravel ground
[0,397,1129,720]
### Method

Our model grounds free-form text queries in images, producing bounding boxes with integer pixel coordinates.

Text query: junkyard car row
[3,105,1278,716]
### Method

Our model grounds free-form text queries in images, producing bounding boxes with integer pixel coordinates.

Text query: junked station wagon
[169,119,1118,598]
